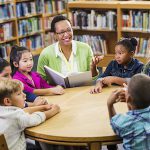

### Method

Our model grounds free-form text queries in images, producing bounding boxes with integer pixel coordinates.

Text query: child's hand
[33,97,48,106]
[50,85,65,95]
[91,55,104,67]
[107,89,125,106]
[44,104,53,110]
[102,76,114,86]
[90,80,103,94]
[51,104,60,113]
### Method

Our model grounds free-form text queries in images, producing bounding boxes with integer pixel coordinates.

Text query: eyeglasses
[56,28,72,37]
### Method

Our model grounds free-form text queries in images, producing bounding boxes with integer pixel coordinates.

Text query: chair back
[0,134,8,150]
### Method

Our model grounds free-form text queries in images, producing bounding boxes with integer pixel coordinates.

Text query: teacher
[37,15,102,84]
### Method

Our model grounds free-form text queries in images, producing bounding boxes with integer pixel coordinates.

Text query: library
[0,1,150,150]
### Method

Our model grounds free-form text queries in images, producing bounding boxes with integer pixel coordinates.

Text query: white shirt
[54,40,78,76]
[0,106,46,150]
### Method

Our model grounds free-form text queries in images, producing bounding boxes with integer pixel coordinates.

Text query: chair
[0,134,8,150]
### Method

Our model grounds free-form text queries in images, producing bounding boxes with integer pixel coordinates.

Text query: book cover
[44,65,92,88]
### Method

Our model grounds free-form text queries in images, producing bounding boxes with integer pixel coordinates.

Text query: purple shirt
[13,71,53,93]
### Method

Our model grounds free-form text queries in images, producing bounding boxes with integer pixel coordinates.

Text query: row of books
[44,17,53,30]
[0,4,15,20]
[19,34,44,50]
[44,0,65,14]
[0,22,13,41]
[44,32,55,47]
[0,43,12,59]
[0,0,11,3]
[18,17,42,36]
[35,0,65,14]
[70,10,117,30]
[74,35,107,55]
[135,37,150,57]
[16,2,37,17]
[122,10,150,32]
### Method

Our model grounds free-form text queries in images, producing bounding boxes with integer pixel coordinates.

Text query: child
[10,45,64,96]
[90,37,144,93]
[0,57,12,79]
[107,74,150,149]
[0,78,60,150]
[0,57,47,106]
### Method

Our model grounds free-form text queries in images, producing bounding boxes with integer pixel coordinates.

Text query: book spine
[64,78,70,88]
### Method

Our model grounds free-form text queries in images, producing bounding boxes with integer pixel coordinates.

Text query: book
[44,65,92,88]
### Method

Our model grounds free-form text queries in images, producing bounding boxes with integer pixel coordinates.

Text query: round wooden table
[25,86,127,150]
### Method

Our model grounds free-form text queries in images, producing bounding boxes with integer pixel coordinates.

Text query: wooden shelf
[43,10,66,18]
[73,27,116,32]
[119,1,150,9]
[18,30,44,39]
[121,29,150,34]
[0,18,16,24]
[0,1,13,5]
[68,1,118,9]
[15,0,32,2]
[17,14,42,20]
[0,37,17,44]
[31,47,44,56]
[0,0,67,57]
[68,1,150,66]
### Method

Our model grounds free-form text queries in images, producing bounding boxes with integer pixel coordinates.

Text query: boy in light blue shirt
[107,74,150,150]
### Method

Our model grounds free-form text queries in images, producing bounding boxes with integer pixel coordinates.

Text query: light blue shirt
[111,106,150,150]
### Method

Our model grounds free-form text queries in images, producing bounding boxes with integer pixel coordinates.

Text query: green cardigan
[37,41,97,83]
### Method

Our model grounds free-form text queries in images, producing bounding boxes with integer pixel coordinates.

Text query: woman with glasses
[37,15,103,84]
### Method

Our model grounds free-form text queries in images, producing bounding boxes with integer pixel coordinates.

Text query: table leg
[89,142,101,150]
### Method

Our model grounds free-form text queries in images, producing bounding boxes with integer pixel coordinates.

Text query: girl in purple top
[10,45,64,96]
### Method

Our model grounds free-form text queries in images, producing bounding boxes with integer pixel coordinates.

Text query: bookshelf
[0,0,66,59]
[68,1,149,67]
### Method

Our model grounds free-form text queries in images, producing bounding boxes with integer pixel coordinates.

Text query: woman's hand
[91,55,104,68]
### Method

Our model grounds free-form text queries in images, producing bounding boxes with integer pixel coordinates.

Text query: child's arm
[18,104,60,129]
[33,85,65,96]
[27,97,48,107]
[103,76,127,86]
[23,104,52,114]
[44,104,60,119]
[107,89,125,119]
[90,79,104,94]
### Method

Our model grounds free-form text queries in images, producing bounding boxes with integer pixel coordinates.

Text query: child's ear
[130,51,135,57]
[126,95,133,110]
[13,61,19,68]
[3,97,12,106]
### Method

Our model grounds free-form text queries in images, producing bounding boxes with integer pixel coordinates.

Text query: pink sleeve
[38,74,54,88]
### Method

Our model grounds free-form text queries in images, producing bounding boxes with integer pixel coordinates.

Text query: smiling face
[115,44,133,66]
[16,52,33,74]
[55,20,73,46]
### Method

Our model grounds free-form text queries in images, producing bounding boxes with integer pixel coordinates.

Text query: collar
[15,71,39,82]
[14,71,39,87]
[55,40,77,57]
[127,106,150,115]
[118,58,135,71]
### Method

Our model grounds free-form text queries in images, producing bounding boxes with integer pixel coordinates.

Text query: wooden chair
[0,134,8,150]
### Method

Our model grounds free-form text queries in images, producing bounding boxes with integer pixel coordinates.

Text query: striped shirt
[111,106,150,150]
